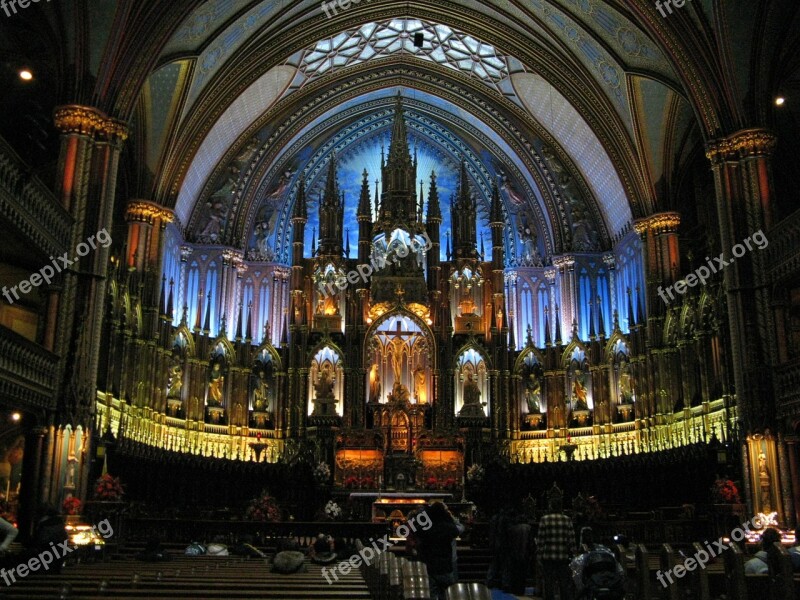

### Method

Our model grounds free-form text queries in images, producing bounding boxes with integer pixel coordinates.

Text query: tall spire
[318,154,344,257]
[490,180,503,224]
[387,92,412,167]
[357,169,372,219]
[427,170,441,221]
[451,161,478,259]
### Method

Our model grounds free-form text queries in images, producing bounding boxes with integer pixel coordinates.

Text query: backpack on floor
[581,548,625,599]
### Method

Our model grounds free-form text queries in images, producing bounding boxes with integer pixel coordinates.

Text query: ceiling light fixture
[775,96,785,106]
[19,69,33,81]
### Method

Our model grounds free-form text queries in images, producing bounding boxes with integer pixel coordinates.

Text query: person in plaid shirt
[536,496,576,599]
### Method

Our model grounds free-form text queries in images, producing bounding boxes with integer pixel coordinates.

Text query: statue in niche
[459,371,485,417]
[463,372,481,405]
[252,368,270,412]
[572,370,589,411]
[232,400,246,426]
[525,373,542,414]
[758,452,772,512]
[389,338,405,385]
[413,367,426,403]
[207,362,225,407]
[618,360,633,404]
[166,364,183,399]
[314,365,335,400]
[188,395,202,421]
[198,197,228,243]
[369,364,382,403]
[518,215,543,267]
[387,380,410,404]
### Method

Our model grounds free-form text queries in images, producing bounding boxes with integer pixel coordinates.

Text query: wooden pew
[634,543,651,600]
[723,543,750,600]
[658,543,681,600]
[443,582,492,599]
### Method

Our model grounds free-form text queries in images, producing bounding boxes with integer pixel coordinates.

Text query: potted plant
[245,491,281,522]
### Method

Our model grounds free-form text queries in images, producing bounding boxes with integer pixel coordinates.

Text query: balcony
[0,325,58,411]
[0,135,72,259]
[774,358,800,418]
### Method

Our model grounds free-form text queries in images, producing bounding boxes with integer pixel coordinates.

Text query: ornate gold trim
[706,128,776,163]
[633,212,681,235]
[125,200,175,224]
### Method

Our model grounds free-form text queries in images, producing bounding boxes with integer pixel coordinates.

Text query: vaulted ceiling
[2,0,798,260]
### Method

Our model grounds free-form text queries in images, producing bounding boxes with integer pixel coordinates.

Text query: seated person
[570,527,625,599]
[31,504,66,573]
[308,533,337,564]
[137,537,172,562]
[745,528,781,575]
[788,526,800,571]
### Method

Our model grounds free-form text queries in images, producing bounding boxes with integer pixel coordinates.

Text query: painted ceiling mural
[130,1,698,271]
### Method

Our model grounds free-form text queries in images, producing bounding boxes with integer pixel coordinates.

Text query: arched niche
[454,347,489,417]
[364,312,433,405]
[308,345,343,417]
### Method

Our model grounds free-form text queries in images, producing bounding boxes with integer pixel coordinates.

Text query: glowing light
[10,413,20,422]
[775,96,785,106]
[18,70,33,81]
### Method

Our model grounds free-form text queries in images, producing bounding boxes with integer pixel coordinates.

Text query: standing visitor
[416,501,464,600]
[0,492,17,555]
[536,495,575,600]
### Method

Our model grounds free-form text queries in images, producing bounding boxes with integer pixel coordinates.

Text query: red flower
[93,474,124,501]
[62,496,82,516]
[426,477,438,489]
[245,492,281,522]
[344,476,359,489]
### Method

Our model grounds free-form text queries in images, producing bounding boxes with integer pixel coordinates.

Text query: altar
[347,492,474,525]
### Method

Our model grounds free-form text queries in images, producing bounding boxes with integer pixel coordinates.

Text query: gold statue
[208,362,224,406]
[758,452,772,512]
[369,364,382,403]
[572,370,588,410]
[252,368,270,412]
[413,367,426,403]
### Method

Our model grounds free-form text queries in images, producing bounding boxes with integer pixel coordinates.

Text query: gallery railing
[0,325,59,411]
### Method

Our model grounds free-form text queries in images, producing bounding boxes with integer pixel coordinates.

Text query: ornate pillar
[705,130,777,433]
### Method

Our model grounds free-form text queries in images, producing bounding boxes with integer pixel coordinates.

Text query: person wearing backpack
[570,528,625,599]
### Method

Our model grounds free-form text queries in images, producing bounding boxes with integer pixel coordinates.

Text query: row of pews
[355,539,493,600]
[628,542,800,600]
[0,548,370,599]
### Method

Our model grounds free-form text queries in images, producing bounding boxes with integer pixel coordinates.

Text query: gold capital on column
[53,105,105,136]
[633,212,681,236]
[729,128,777,158]
[125,200,175,225]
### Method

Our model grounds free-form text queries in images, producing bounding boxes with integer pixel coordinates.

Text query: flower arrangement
[711,478,741,504]
[443,477,457,490]
[344,475,359,489]
[324,500,342,520]
[93,474,124,501]
[62,496,82,516]
[360,476,375,489]
[245,491,281,522]
[466,464,485,483]
[313,462,331,485]
[425,476,438,490]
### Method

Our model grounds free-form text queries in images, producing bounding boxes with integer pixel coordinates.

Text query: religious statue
[619,360,633,404]
[758,452,772,512]
[572,370,589,411]
[188,395,202,421]
[525,374,542,414]
[314,365,335,400]
[312,364,338,417]
[368,364,382,403]
[166,364,183,399]
[459,371,485,417]
[463,372,481,404]
[207,362,225,407]
[413,367,426,403]
[232,400,246,426]
[252,368,270,412]
[390,338,404,384]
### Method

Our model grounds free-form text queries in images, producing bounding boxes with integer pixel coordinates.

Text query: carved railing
[766,207,800,281]
[774,358,800,417]
[0,135,72,257]
[96,393,282,462]
[0,325,58,411]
